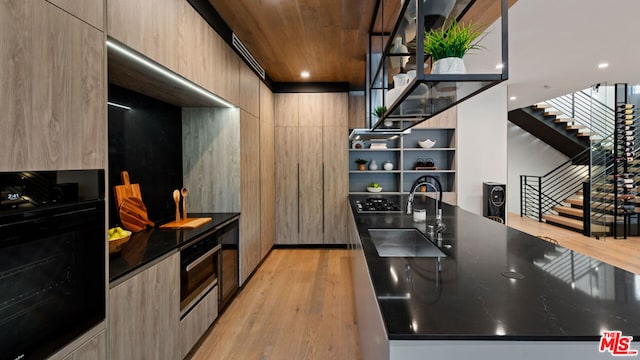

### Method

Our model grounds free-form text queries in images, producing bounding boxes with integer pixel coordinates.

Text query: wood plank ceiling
[210,0,514,90]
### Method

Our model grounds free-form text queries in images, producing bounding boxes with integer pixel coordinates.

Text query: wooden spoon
[181,187,187,220]
[172,189,180,222]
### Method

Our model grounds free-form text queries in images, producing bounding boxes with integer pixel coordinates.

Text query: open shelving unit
[349,125,457,203]
[366,0,508,131]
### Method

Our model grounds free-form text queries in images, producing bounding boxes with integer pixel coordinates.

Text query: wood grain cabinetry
[348,94,366,129]
[275,92,349,244]
[298,126,324,244]
[259,83,275,258]
[62,331,106,360]
[274,126,300,244]
[240,110,261,283]
[180,286,218,358]
[0,0,105,171]
[323,126,349,244]
[239,63,260,117]
[47,0,104,30]
[107,0,180,73]
[109,253,180,360]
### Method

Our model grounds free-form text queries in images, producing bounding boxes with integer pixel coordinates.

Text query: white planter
[432,57,466,74]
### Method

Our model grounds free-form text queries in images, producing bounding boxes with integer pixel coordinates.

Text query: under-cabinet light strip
[106,40,235,108]
[107,101,131,110]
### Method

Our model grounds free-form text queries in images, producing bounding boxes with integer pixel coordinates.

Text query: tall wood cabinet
[240,110,261,283]
[260,83,276,258]
[1,0,105,171]
[275,92,349,245]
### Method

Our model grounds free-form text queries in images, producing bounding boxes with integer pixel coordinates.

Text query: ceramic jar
[383,161,393,171]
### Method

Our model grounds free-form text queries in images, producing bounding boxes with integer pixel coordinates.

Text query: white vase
[432,57,466,74]
[369,160,378,171]
[390,37,409,69]
[383,161,393,171]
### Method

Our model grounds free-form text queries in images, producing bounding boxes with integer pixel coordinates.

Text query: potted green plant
[355,158,368,171]
[423,20,485,74]
[372,105,393,127]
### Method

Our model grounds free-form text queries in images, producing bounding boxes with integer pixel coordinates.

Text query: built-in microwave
[0,170,105,360]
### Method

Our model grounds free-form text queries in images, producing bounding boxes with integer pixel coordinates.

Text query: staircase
[542,191,610,233]
[508,103,590,158]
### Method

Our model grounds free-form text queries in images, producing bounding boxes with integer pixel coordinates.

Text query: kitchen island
[349,195,640,359]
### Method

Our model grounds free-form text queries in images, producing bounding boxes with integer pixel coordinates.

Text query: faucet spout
[407,176,444,232]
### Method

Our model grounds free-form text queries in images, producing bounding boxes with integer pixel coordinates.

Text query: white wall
[506,123,569,215]
[457,85,508,216]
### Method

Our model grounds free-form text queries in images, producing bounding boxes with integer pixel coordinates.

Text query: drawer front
[180,285,218,358]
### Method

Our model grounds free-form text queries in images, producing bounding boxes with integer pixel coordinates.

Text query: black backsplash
[108,84,182,226]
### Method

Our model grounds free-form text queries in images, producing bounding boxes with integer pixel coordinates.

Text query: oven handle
[185,244,221,272]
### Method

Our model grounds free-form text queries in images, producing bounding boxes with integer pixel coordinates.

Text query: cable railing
[546,90,614,138]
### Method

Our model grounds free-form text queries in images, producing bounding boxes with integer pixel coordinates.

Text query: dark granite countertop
[109,212,239,282]
[350,194,640,341]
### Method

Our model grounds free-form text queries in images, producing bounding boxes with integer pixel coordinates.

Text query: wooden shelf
[403,148,456,151]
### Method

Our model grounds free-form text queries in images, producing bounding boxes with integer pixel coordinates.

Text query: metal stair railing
[545,90,614,138]
[521,148,591,222]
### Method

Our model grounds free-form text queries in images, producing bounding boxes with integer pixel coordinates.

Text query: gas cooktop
[354,198,402,213]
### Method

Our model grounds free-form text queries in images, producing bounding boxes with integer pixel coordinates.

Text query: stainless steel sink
[368,228,447,258]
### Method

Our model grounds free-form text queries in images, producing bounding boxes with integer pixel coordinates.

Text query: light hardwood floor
[508,212,640,274]
[191,249,360,360]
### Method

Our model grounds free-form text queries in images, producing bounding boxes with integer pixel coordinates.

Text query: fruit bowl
[108,230,132,254]
[367,186,383,193]
[418,139,436,148]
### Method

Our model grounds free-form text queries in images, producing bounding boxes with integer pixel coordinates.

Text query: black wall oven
[0,170,105,360]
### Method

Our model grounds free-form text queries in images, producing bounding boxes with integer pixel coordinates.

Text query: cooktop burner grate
[354,198,402,213]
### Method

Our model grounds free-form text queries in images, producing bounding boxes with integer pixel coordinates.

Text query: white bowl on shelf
[367,186,383,193]
[418,139,436,148]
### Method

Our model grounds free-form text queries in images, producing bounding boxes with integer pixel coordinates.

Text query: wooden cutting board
[119,197,155,233]
[160,217,212,229]
[114,171,142,208]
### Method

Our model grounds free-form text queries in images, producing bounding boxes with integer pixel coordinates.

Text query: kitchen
[1,0,640,359]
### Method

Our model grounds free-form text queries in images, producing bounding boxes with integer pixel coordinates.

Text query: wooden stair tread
[577,132,591,137]
[554,118,575,124]
[544,111,563,116]
[554,206,583,217]
[533,103,551,109]
[565,197,583,206]
[566,125,586,130]
[542,214,583,230]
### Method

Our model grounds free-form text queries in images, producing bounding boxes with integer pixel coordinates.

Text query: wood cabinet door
[298,126,324,244]
[323,92,349,127]
[240,111,261,283]
[107,0,180,72]
[259,83,275,257]
[323,126,348,244]
[299,93,323,127]
[275,93,299,127]
[1,0,105,171]
[109,253,180,359]
[47,0,104,30]
[275,126,299,244]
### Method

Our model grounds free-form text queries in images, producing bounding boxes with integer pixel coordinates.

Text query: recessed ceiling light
[495,63,504,69]
[598,63,609,69]
[301,71,310,78]
[509,96,517,101]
